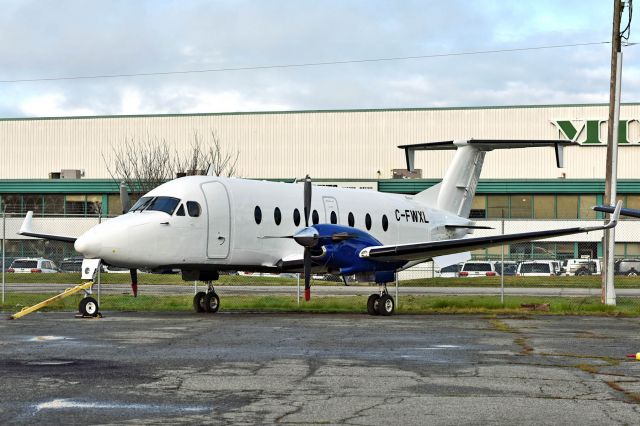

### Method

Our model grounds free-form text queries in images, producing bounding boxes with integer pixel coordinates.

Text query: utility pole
[603,0,625,306]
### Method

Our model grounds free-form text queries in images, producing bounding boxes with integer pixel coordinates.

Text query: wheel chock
[9,281,95,320]
[74,312,103,319]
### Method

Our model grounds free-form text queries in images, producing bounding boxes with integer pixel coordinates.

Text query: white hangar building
[1,102,640,264]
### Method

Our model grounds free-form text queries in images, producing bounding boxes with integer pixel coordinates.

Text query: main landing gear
[366,284,395,316]
[193,281,220,314]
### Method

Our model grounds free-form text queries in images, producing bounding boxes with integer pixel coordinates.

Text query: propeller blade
[130,268,138,298]
[304,175,311,227]
[303,247,311,301]
[119,181,130,214]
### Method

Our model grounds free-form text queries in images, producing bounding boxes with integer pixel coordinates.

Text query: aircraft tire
[79,297,99,317]
[377,295,394,316]
[204,292,220,314]
[367,294,380,316]
[193,292,207,313]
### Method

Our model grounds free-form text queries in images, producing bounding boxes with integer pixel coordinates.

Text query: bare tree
[173,131,240,178]
[104,131,240,200]
[206,131,240,177]
[104,137,176,196]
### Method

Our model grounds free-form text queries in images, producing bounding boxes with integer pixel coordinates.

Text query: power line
[0,41,612,84]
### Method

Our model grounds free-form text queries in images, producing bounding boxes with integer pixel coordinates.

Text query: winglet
[603,200,623,230]
[19,211,34,235]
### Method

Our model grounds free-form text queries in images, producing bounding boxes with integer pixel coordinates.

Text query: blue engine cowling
[310,224,404,282]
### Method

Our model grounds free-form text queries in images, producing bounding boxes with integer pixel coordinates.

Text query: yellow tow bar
[9,281,94,320]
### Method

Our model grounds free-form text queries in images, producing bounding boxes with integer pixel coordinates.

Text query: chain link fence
[2,212,640,315]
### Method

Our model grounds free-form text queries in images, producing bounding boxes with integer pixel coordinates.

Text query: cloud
[19,93,97,117]
[0,1,636,117]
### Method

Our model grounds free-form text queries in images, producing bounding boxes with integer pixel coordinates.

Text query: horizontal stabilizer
[398,139,575,171]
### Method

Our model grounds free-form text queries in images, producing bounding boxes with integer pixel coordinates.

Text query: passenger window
[348,212,355,227]
[176,205,185,216]
[382,215,388,231]
[312,210,319,225]
[254,206,262,224]
[274,207,282,225]
[365,213,372,230]
[330,211,337,224]
[187,201,201,217]
[293,208,301,226]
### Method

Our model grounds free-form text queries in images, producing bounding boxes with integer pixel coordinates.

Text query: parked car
[494,261,518,276]
[458,261,498,277]
[561,259,601,276]
[438,263,463,278]
[614,259,640,276]
[7,258,58,273]
[516,260,559,277]
[59,256,84,273]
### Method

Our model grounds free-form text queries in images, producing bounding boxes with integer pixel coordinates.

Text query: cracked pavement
[1,312,640,424]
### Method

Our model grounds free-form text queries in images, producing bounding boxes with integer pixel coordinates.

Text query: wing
[18,211,78,243]
[594,205,640,218]
[360,202,621,263]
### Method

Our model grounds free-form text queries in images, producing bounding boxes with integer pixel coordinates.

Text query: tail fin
[399,139,574,217]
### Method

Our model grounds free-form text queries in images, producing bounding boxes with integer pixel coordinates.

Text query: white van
[8,258,58,273]
[459,261,498,277]
[516,261,558,277]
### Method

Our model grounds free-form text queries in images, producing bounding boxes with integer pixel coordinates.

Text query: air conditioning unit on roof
[60,169,83,179]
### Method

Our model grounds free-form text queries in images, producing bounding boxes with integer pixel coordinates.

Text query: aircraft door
[202,182,231,258]
[323,196,339,223]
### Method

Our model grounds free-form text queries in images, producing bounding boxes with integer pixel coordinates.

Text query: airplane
[18,139,622,317]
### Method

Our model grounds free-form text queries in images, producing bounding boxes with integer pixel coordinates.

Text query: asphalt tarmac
[1,312,640,425]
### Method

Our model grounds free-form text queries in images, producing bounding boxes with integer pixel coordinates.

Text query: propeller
[302,175,312,300]
[262,175,351,301]
[119,181,137,297]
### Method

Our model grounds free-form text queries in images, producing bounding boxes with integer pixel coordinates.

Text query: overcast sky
[0,0,637,118]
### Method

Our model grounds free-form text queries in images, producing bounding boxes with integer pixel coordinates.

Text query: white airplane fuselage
[74,176,471,272]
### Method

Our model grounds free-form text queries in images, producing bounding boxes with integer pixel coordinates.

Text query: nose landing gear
[366,284,395,316]
[79,296,100,317]
[193,281,220,314]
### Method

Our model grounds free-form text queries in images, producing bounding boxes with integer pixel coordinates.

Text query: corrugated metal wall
[1,104,639,180]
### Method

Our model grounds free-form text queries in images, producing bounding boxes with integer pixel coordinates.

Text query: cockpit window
[129,197,153,212]
[146,197,180,215]
[186,201,201,217]
[176,204,185,216]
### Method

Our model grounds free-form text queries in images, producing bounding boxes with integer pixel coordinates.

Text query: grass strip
[5,273,640,288]
[3,294,640,316]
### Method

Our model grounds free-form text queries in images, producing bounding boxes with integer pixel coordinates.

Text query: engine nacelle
[311,224,404,278]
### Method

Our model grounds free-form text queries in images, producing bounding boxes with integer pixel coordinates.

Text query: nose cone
[74,232,103,259]
[293,227,319,247]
